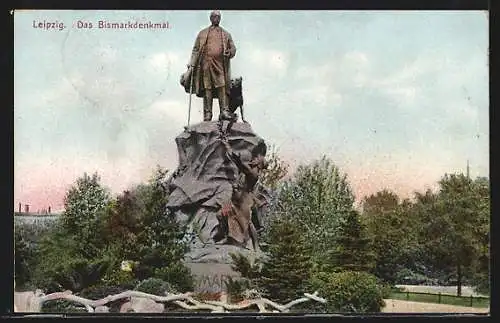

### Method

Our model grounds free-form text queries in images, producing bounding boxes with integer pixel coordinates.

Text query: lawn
[389,291,489,308]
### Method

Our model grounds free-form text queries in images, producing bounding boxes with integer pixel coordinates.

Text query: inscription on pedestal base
[185,262,241,293]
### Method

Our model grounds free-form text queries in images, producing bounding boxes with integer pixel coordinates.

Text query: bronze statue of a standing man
[188,10,237,121]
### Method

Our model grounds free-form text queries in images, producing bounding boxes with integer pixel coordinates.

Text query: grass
[389,291,490,308]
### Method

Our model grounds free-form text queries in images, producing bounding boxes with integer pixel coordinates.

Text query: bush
[98,257,139,288]
[79,284,132,300]
[14,228,35,288]
[15,219,55,243]
[224,276,264,303]
[309,271,385,313]
[134,278,176,296]
[224,276,246,302]
[378,281,393,299]
[472,271,489,296]
[79,284,133,312]
[224,253,263,302]
[151,263,194,293]
[41,299,87,313]
[32,252,112,294]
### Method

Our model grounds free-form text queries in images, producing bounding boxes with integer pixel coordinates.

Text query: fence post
[406,291,409,301]
[438,292,441,304]
[470,295,473,307]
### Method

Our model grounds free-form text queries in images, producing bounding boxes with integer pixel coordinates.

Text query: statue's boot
[203,107,213,122]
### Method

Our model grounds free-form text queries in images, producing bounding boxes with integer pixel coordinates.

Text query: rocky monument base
[184,243,262,293]
[165,120,269,293]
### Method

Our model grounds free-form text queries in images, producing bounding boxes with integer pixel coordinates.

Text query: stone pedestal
[183,244,262,293]
[166,121,268,244]
[184,262,239,293]
[166,121,270,293]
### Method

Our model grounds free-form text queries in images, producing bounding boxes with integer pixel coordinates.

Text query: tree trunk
[457,263,462,297]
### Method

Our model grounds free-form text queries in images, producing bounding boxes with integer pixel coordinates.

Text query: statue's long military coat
[188,25,236,98]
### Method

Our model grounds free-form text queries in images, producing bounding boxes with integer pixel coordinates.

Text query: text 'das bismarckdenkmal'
[32,20,172,31]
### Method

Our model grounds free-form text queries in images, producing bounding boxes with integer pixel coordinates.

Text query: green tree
[14,227,35,289]
[132,166,193,292]
[60,172,110,258]
[418,174,489,296]
[471,176,490,295]
[95,191,144,288]
[101,190,142,262]
[32,173,111,292]
[361,190,419,283]
[225,253,264,302]
[330,210,375,272]
[14,218,57,289]
[362,189,399,215]
[259,217,312,303]
[33,223,110,292]
[309,271,385,313]
[277,156,355,269]
[259,144,289,190]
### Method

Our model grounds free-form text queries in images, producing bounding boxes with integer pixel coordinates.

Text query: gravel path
[382,299,489,313]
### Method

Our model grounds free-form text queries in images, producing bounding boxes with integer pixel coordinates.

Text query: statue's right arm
[227,33,236,58]
[232,155,259,180]
[223,141,258,179]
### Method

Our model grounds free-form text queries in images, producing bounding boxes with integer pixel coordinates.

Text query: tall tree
[362,189,399,216]
[418,174,489,296]
[331,210,375,272]
[133,166,193,292]
[14,227,34,289]
[259,144,289,190]
[60,172,110,258]
[470,176,490,294]
[259,217,313,303]
[277,156,355,269]
[101,190,142,261]
[32,173,111,292]
[361,190,418,283]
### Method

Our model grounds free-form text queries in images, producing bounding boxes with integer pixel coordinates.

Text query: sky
[14,10,489,212]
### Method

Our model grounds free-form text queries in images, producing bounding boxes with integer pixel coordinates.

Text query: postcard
[13,9,489,315]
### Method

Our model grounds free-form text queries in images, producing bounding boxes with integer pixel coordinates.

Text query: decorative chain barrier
[14,289,326,313]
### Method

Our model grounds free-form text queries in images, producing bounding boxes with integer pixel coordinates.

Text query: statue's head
[210,10,221,26]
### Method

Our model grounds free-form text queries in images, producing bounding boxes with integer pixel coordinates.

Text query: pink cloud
[14,153,167,213]
[14,142,466,213]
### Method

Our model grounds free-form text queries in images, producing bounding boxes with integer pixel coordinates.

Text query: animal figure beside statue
[228,77,245,123]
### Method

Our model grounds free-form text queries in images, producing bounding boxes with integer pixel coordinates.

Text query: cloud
[344,51,369,66]
[383,86,418,104]
[147,51,180,73]
[292,85,342,107]
[290,51,371,108]
[14,152,160,211]
[147,99,187,126]
[248,48,288,72]
[93,44,118,63]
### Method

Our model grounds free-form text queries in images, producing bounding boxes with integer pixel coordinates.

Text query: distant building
[15,203,56,216]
